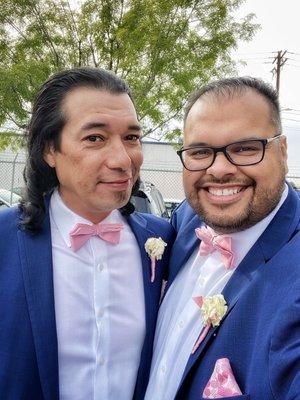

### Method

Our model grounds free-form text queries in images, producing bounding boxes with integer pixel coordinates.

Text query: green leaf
[0,0,258,146]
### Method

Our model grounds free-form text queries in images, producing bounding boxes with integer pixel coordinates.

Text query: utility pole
[271,50,287,93]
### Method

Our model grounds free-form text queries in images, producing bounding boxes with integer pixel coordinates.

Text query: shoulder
[171,199,200,231]
[130,211,175,239]
[275,228,300,270]
[135,211,173,230]
[0,206,21,234]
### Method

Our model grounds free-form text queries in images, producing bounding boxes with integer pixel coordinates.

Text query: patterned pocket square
[203,358,242,398]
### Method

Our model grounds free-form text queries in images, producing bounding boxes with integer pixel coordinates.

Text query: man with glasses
[145,77,300,399]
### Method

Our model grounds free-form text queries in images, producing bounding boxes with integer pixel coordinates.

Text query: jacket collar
[17,205,59,400]
[126,211,165,335]
[126,211,169,398]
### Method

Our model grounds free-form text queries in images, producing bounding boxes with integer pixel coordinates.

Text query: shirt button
[161,364,166,374]
[97,263,104,271]
[198,277,205,285]
[178,320,184,328]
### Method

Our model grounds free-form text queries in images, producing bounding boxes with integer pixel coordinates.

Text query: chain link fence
[0,143,185,206]
[0,151,26,193]
[1,144,300,206]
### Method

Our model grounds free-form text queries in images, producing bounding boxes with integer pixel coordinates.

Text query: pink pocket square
[203,358,242,398]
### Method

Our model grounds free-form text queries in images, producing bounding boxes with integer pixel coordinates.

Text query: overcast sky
[234,0,300,109]
[233,0,300,170]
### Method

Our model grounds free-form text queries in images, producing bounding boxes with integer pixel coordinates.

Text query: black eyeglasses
[177,135,282,171]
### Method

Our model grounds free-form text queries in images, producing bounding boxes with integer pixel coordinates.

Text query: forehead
[184,90,275,144]
[62,86,138,122]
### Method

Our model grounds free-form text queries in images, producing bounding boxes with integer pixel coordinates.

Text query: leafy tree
[0,0,257,148]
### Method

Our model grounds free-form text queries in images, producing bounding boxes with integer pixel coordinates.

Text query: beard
[114,189,131,207]
[187,168,286,234]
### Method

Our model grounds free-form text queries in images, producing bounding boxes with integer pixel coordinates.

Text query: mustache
[194,177,255,189]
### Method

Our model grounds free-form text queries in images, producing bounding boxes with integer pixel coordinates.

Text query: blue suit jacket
[0,204,174,400]
[168,185,300,399]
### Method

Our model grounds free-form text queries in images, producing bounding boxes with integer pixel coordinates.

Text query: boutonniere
[145,237,167,283]
[191,294,227,354]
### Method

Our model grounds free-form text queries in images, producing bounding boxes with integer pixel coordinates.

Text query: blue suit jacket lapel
[167,214,201,289]
[178,186,300,388]
[126,212,166,396]
[17,211,59,400]
[127,211,165,329]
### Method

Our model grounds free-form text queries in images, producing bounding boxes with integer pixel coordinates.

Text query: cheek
[55,153,94,183]
[251,160,280,186]
[133,148,143,166]
[183,170,202,190]
[130,149,143,174]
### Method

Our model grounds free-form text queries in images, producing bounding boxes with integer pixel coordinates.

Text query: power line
[285,64,300,69]
[282,118,300,123]
[282,111,300,116]
[234,51,277,56]
[282,108,300,112]
[286,51,300,56]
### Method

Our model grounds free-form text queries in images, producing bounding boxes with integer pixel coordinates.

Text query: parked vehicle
[164,198,182,219]
[0,188,21,209]
[130,181,168,218]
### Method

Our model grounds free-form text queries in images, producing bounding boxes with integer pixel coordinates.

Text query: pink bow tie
[195,226,235,269]
[69,222,124,251]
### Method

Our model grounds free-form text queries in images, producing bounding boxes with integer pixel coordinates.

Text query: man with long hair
[0,67,174,400]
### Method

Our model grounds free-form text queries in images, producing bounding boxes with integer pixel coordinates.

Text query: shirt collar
[49,189,124,248]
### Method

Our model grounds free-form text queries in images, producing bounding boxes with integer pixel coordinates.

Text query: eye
[125,134,141,142]
[186,147,212,159]
[229,141,262,155]
[85,135,104,142]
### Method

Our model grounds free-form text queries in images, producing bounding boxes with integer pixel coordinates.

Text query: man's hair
[184,76,282,133]
[20,67,135,232]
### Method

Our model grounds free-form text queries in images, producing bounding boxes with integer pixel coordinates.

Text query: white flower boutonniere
[191,294,227,354]
[145,237,167,283]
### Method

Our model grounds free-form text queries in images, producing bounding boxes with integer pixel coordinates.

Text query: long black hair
[20,67,136,232]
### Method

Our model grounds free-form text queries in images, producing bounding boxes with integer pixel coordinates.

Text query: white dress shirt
[144,184,288,400]
[49,190,146,400]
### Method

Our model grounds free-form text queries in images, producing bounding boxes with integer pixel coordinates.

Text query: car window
[130,195,152,214]
[130,181,168,218]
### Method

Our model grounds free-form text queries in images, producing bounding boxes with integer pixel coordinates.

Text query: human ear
[43,143,56,168]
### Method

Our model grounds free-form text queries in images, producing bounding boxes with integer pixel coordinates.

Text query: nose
[106,140,132,171]
[205,151,238,179]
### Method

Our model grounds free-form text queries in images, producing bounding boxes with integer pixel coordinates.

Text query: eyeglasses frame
[177,134,282,171]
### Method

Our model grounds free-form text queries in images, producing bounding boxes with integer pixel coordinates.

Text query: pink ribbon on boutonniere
[144,237,167,282]
[192,294,228,354]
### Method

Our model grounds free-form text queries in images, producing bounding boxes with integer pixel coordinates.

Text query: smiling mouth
[98,177,132,184]
[207,186,247,196]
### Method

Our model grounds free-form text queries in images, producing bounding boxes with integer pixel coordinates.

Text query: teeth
[208,187,241,196]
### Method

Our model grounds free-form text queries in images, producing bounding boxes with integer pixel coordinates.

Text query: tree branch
[88,35,99,67]
[3,18,44,62]
[29,0,61,67]
[0,106,26,129]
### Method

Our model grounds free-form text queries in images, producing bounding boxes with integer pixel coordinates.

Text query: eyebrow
[81,121,142,131]
[185,135,266,148]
